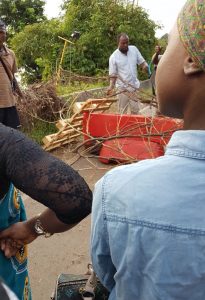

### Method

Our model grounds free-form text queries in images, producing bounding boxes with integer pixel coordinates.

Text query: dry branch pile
[16,81,65,128]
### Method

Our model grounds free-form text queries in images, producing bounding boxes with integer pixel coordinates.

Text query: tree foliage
[158,33,168,52]
[62,0,158,75]
[10,0,159,82]
[0,0,46,33]
[11,20,62,83]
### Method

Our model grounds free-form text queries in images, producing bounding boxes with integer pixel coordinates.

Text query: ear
[184,56,203,75]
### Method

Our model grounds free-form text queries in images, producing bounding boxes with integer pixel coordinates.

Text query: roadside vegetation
[19,80,107,144]
[0,0,166,143]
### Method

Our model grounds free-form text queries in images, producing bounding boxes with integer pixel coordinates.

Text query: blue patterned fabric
[0,184,31,300]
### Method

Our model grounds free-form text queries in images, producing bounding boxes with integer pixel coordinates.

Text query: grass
[22,120,57,145]
[57,80,107,96]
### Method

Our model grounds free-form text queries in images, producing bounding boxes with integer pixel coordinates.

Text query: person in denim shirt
[91,1,205,299]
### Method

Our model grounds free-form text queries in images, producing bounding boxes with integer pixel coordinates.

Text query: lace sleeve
[0,125,92,224]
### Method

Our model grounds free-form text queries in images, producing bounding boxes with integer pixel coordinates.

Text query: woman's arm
[0,124,92,255]
[0,208,76,258]
[1,125,92,224]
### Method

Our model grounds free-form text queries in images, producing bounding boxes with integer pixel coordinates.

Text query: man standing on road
[107,33,149,114]
[0,20,21,129]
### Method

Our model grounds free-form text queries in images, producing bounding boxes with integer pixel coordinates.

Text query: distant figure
[151,45,163,70]
[107,33,149,114]
[0,20,22,129]
[150,45,163,91]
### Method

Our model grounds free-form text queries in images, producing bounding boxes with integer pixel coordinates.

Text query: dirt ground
[24,146,113,300]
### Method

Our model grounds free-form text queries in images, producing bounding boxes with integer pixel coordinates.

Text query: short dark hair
[117,33,129,43]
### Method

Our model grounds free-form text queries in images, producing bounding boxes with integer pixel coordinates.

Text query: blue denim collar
[166,130,205,159]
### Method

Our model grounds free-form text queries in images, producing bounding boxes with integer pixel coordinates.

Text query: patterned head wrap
[178,0,205,71]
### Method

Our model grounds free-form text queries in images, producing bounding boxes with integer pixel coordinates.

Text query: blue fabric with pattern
[0,183,31,300]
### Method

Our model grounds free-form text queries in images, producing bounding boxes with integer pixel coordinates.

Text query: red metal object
[83,113,182,146]
[82,113,182,163]
[99,138,164,164]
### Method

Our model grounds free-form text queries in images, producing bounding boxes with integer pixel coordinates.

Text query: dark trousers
[0,106,20,129]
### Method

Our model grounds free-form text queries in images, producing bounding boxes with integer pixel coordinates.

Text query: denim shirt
[91,130,205,300]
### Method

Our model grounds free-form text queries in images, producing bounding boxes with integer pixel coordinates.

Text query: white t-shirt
[109,45,145,91]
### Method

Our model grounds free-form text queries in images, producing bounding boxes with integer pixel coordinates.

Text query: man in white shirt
[107,33,149,114]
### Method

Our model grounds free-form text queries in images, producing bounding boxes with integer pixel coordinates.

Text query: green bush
[22,120,56,144]
[10,0,159,82]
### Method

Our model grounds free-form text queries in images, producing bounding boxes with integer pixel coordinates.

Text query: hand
[107,86,114,96]
[0,221,38,247]
[0,238,23,258]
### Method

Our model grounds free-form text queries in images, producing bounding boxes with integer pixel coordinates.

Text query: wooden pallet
[43,98,116,151]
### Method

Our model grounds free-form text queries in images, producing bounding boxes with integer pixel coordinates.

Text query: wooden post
[56,36,74,84]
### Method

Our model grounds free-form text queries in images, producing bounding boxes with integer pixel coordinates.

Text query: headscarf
[178,0,205,71]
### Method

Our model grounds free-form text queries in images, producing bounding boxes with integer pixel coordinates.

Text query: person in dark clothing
[0,124,92,299]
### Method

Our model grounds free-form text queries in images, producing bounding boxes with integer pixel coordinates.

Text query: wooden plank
[72,98,116,113]
[50,133,81,145]
[86,98,117,104]
[55,119,69,130]
[71,116,83,122]
[43,126,82,145]
[67,122,82,129]
[47,129,76,139]
[44,134,81,151]
[73,102,85,113]
[43,128,76,139]
[56,119,83,130]
[42,137,52,146]
[43,129,77,144]
[82,105,111,112]
[77,103,97,110]
[42,135,53,144]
